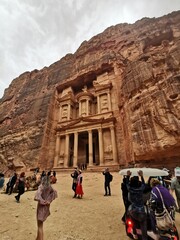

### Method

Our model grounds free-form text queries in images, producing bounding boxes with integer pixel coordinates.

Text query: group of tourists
[70,167,113,199]
[121,167,180,240]
[0,169,58,240]
[0,165,179,240]
[71,168,84,198]
[0,169,57,203]
[1,171,27,202]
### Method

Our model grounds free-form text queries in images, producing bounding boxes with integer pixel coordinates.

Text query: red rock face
[0,11,180,171]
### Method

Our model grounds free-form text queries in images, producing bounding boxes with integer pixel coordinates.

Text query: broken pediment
[56,115,116,131]
[56,117,103,130]
[61,86,74,98]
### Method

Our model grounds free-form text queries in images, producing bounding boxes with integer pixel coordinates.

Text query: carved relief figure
[101,94,108,112]
[82,85,87,92]
[105,145,112,153]
[62,105,68,120]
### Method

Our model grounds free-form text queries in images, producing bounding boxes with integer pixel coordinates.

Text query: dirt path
[0,172,179,240]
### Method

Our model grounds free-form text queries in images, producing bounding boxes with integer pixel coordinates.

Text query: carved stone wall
[0,11,180,171]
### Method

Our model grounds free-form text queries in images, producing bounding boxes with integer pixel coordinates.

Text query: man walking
[6,172,17,195]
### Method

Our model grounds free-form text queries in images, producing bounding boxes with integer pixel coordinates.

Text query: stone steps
[53,164,120,173]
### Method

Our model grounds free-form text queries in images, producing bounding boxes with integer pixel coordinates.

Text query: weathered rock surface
[0,11,180,171]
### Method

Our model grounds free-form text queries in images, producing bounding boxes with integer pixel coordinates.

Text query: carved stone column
[97,96,100,114]
[59,105,62,122]
[73,131,78,167]
[54,134,60,167]
[107,93,111,111]
[79,101,82,117]
[98,128,104,165]
[86,99,89,116]
[110,126,118,163]
[88,130,93,166]
[64,134,70,168]
[67,104,71,120]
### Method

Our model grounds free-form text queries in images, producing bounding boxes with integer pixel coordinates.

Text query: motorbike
[119,168,179,240]
[125,209,179,240]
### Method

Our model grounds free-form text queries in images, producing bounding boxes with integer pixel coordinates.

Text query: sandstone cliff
[0,11,179,171]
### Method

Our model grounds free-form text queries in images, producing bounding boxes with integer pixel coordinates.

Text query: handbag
[155,187,174,230]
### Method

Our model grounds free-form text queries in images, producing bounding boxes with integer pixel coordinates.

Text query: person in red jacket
[75,170,84,199]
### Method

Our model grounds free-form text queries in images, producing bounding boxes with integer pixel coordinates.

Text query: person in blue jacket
[126,170,148,240]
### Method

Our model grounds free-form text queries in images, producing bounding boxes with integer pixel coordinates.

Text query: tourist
[143,176,153,204]
[102,168,111,196]
[0,173,5,189]
[171,167,180,213]
[34,175,57,240]
[126,170,148,240]
[50,171,57,184]
[71,167,78,198]
[6,172,17,195]
[121,176,131,223]
[47,170,52,177]
[150,178,176,231]
[52,171,56,177]
[40,170,46,180]
[75,170,84,198]
[34,167,40,175]
[15,172,26,203]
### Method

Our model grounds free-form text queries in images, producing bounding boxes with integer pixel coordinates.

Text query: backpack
[109,174,113,182]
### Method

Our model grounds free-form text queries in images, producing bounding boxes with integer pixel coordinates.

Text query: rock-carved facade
[53,71,118,168]
[0,11,180,171]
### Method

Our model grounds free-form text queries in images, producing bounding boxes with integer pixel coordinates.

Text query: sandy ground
[0,172,180,240]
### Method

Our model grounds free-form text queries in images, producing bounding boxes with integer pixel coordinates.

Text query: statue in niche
[104,144,112,153]
[82,85,87,92]
[107,145,112,152]
[62,105,68,119]
[58,152,64,165]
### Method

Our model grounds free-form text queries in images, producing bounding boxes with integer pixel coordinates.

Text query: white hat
[162,168,169,172]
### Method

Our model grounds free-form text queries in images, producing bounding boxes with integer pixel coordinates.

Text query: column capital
[98,128,102,133]
[110,126,114,131]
